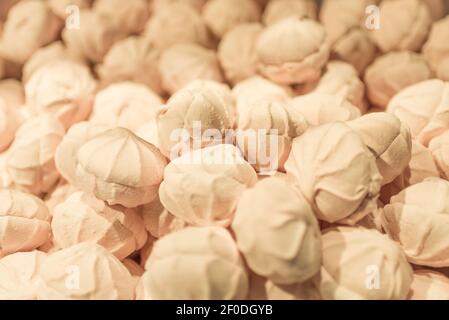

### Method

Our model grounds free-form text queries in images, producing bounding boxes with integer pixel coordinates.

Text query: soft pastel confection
[265,280,321,300]
[0,97,20,152]
[43,182,78,213]
[25,60,97,129]
[232,177,321,284]
[0,190,51,256]
[381,178,449,267]
[437,58,449,81]
[159,43,224,95]
[137,227,249,300]
[387,79,449,147]
[203,0,261,39]
[122,258,144,277]
[423,16,449,77]
[6,115,65,195]
[38,242,135,300]
[429,130,449,179]
[151,0,208,13]
[0,79,25,109]
[263,0,317,25]
[285,122,382,224]
[407,269,449,300]
[159,144,257,227]
[364,52,432,109]
[0,0,62,65]
[47,0,93,19]
[256,17,329,85]
[423,0,447,20]
[0,0,19,21]
[348,112,412,185]
[316,227,413,300]
[218,23,263,85]
[408,140,440,185]
[370,0,432,53]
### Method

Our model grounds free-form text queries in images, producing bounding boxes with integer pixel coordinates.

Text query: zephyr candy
[137,227,249,300]
[0,190,51,257]
[73,127,167,208]
[236,100,308,173]
[0,97,20,152]
[265,280,321,300]
[203,0,261,39]
[423,16,449,77]
[159,43,224,95]
[157,83,234,157]
[423,0,447,20]
[89,82,163,132]
[55,121,110,186]
[364,52,432,109]
[122,258,144,278]
[47,0,93,18]
[144,2,211,50]
[382,178,449,267]
[263,0,317,25]
[408,140,440,185]
[407,270,449,300]
[151,0,208,13]
[62,10,124,64]
[289,93,360,127]
[25,60,97,129]
[94,0,149,35]
[320,0,378,74]
[0,251,47,299]
[348,112,412,185]
[97,36,163,95]
[0,0,62,65]
[316,227,413,300]
[370,0,432,53]
[232,177,321,284]
[285,122,382,224]
[38,242,135,300]
[313,61,366,113]
[159,144,257,227]
[218,23,263,85]
[437,58,449,81]
[257,17,329,85]
[429,130,449,179]
[387,79,449,147]
[52,192,147,260]
[6,115,65,195]
[0,79,25,110]
[43,181,78,214]
[139,234,154,268]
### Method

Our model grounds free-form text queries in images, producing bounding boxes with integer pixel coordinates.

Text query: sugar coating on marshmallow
[52,192,147,260]
[285,122,382,224]
[38,242,135,300]
[407,269,449,300]
[382,178,449,267]
[232,177,321,284]
[387,79,449,147]
[159,144,257,227]
[257,17,330,85]
[138,227,249,300]
[0,190,51,256]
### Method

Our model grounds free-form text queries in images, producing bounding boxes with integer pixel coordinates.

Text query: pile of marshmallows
[2,0,449,300]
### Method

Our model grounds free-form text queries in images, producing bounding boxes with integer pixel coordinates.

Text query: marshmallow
[0,97,20,152]
[52,192,147,260]
[0,190,51,256]
[97,36,164,96]
[313,61,366,113]
[0,79,25,110]
[364,52,432,109]
[236,100,308,172]
[407,269,449,300]
[285,122,382,224]
[90,82,163,132]
[73,127,167,208]
[0,0,19,21]
[47,0,93,19]
[429,130,449,179]
[203,0,261,39]
[43,181,78,214]
[382,178,449,267]
[122,258,144,278]
[151,0,208,13]
[218,23,263,85]
[257,17,330,85]
[139,234,154,268]
[289,93,361,127]
[144,2,211,50]
[424,0,447,20]
[157,83,235,157]
[263,0,317,25]
[266,280,321,300]
[423,17,449,77]
[138,227,249,300]
[25,60,97,129]
[62,10,124,64]
[370,0,432,53]
[6,115,65,195]
[0,0,62,65]
[316,227,413,300]
[94,0,150,35]
[159,43,224,95]
[348,112,412,185]
[159,144,257,227]
[0,251,47,299]
[409,140,440,185]
[38,242,135,300]
[232,177,321,284]
[387,79,449,146]
[437,58,449,81]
